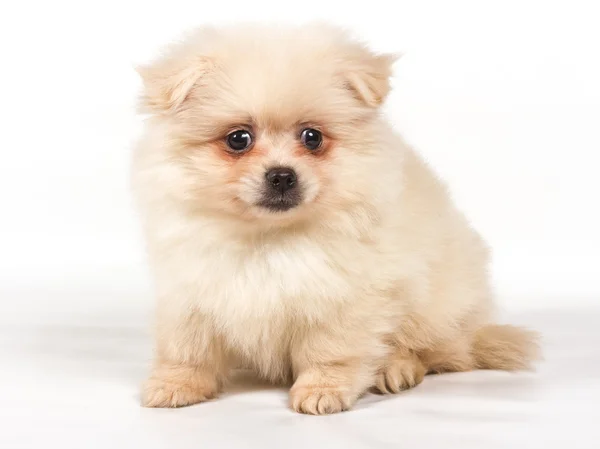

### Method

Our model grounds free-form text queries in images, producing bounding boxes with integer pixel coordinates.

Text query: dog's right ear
[136,55,213,114]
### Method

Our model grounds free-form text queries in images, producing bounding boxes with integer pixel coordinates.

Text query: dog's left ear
[344,53,399,108]
[136,55,214,114]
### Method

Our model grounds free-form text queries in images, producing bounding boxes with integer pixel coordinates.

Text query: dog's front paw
[374,350,426,394]
[290,385,352,415]
[141,364,220,408]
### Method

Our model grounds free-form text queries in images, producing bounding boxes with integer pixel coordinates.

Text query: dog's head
[137,24,396,229]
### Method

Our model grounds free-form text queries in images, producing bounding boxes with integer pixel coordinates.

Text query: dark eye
[300,128,322,151]
[226,130,252,152]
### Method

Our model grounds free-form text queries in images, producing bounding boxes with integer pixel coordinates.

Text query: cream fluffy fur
[132,23,540,415]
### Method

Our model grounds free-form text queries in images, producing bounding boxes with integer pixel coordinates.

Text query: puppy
[132,24,540,415]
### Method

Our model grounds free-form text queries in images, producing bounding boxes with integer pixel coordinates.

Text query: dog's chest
[174,233,387,379]
[193,238,361,322]
[192,237,372,379]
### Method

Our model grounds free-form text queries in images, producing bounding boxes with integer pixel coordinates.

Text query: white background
[1,1,599,448]
[1,0,599,305]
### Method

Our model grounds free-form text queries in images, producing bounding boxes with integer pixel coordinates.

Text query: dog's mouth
[256,191,302,212]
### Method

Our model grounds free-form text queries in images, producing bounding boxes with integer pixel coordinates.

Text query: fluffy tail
[473,324,541,371]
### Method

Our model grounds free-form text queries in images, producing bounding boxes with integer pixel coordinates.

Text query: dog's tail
[472,324,541,370]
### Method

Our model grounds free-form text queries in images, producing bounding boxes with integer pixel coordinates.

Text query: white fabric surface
[1,290,599,449]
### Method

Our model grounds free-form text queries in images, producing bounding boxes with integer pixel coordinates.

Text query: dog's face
[138,25,395,228]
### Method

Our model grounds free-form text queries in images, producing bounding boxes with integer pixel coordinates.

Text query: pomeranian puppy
[132,23,539,415]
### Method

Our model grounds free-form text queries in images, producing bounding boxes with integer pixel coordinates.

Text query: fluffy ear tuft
[344,53,399,107]
[136,56,213,114]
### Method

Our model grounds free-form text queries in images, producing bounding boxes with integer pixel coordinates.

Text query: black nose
[265,167,297,194]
